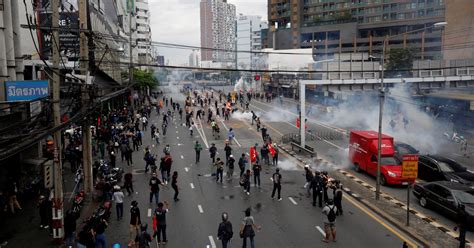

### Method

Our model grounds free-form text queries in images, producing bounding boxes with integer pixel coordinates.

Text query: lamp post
[375,21,446,200]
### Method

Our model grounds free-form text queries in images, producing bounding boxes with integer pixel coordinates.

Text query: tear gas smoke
[277,159,300,171]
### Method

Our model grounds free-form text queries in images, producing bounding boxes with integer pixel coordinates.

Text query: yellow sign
[402,155,418,180]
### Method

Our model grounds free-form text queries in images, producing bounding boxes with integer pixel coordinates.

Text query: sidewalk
[0,164,99,248]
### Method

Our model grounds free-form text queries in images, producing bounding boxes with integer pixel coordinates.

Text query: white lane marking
[250,103,344,150]
[190,183,195,189]
[184,167,189,172]
[246,152,250,156]
[176,131,178,134]
[198,204,204,213]
[288,197,298,205]
[147,208,152,217]
[192,118,210,148]
[315,226,326,237]
[181,155,184,159]
[177,136,180,140]
[208,236,217,248]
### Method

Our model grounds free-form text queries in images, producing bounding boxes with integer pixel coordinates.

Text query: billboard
[5,80,50,102]
[38,0,79,59]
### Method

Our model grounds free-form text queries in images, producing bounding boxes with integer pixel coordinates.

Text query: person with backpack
[153,201,169,245]
[240,208,261,248]
[310,171,324,207]
[194,141,203,164]
[135,224,152,248]
[238,153,248,177]
[322,198,338,243]
[217,212,233,248]
[333,181,343,216]
[271,168,282,201]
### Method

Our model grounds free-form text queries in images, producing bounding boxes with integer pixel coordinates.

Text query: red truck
[349,130,415,186]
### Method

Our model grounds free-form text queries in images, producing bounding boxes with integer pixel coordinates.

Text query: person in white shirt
[142,116,148,131]
[113,185,125,220]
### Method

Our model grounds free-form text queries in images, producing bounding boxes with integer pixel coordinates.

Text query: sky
[148,0,267,65]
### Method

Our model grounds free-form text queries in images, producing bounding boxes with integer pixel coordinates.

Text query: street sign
[5,80,49,102]
[402,155,419,179]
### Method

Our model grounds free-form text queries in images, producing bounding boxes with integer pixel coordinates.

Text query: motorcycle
[84,200,111,229]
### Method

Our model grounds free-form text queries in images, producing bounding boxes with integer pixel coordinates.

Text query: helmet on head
[222,212,229,222]
[131,200,138,207]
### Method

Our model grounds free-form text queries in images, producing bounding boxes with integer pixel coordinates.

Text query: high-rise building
[237,14,268,70]
[200,0,236,65]
[135,0,153,65]
[268,0,447,60]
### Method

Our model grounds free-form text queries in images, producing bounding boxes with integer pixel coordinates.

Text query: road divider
[147,208,152,217]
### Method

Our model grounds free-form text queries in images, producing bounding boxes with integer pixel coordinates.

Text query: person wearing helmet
[217,212,233,248]
[113,185,125,220]
[226,154,235,181]
[271,168,282,201]
[135,224,152,248]
[322,198,338,243]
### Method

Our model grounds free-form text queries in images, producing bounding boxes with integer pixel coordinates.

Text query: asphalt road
[242,96,474,243]
[102,88,417,248]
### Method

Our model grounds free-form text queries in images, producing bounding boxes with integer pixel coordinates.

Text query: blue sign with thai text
[5,80,50,102]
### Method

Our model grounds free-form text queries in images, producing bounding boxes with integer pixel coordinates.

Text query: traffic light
[254,75,261,81]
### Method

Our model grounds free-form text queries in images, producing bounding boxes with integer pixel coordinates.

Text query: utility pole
[79,0,93,194]
[129,4,135,109]
[51,0,64,242]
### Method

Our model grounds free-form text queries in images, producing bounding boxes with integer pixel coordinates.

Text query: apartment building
[237,14,268,70]
[200,0,236,66]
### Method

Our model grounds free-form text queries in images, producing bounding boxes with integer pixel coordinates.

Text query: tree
[385,48,415,77]
[133,68,158,89]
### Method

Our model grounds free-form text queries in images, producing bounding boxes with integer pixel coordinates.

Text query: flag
[296,117,300,128]
[268,144,276,157]
[250,147,257,163]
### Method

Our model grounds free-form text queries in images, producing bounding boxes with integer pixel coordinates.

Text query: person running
[149,173,165,205]
[153,201,170,245]
[238,153,248,177]
[322,199,338,243]
[209,143,217,163]
[214,158,225,184]
[171,171,179,202]
[113,186,125,220]
[194,141,203,164]
[227,128,235,145]
[217,212,233,248]
[271,168,282,201]
[240,208,261,248]
[135,224,152,248]
[252,162,261,188]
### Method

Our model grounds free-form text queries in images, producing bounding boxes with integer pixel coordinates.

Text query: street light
[375,21,447,200]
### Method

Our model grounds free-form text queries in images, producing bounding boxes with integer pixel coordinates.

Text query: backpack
[273,173,280,184]
[219,222,233,240]
[136,232,151,248]
[327,206,337,222]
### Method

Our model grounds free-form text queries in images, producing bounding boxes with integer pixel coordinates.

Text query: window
[0,0,3,11]
[431,185,452,199]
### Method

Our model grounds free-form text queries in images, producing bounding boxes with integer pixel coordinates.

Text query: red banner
[268,144,276,157]
[250,147,257,163]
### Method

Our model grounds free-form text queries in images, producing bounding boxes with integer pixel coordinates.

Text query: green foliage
[133,69,158,88]
[385,48,415,77]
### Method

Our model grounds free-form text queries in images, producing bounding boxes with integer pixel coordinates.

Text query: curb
[277,144,440,248]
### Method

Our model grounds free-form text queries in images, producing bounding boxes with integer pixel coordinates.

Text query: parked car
[394,142,419,160]
[418,155,474,186]
[413,181,474,229]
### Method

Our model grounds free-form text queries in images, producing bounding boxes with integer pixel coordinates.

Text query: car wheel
[380,175,387,186]
[354,163,360,172]
[420,196,428,208]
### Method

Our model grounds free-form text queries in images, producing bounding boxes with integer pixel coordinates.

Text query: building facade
[135,0,153,66]
[268,0,446,60]
[237,14,268,70]
[200,0,236,65]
